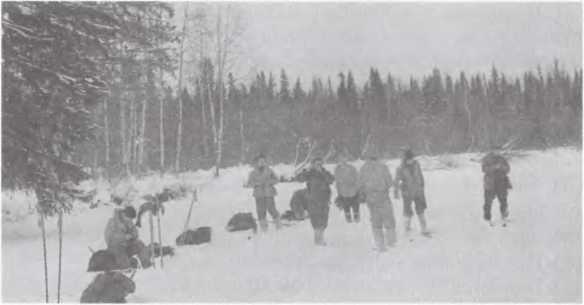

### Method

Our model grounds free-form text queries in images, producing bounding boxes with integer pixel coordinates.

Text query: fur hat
[401,146,414,160]
[123,206,137,219]
[253,153,266,163]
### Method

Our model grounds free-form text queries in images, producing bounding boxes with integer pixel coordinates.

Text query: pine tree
[279,69,291,104]
[337,72,348,108]
[293,77,306,102]
[267,72,276,100]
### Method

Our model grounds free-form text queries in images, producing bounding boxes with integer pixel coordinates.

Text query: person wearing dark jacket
[294,157,335,246]
[245,154,281,232]
[394,148,430,237]
[481,147,512,225]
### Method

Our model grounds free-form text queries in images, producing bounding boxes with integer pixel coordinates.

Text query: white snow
[2,148,581,302]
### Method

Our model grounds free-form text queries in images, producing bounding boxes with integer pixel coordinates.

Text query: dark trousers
[109,239,152,269]
[403,195,427,217]
[255,196,280,221]
[483,187,508,221]
[308,201,330,230]
[338,195,360,222]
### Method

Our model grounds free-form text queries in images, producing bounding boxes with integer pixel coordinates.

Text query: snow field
[2,148,581,302]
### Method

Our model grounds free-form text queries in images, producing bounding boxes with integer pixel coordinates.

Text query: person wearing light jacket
[104,206,152,269]
[359,145,397,252]
[245,153,281,232]
[334,150,360,223]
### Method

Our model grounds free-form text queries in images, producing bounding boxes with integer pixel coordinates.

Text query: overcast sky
[178,2,582,85]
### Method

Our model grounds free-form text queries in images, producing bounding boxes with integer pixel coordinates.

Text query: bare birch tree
[209,4,245,177]
[175,4,189,172]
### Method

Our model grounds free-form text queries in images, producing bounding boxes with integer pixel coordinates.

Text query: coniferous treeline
[78,60,582,177]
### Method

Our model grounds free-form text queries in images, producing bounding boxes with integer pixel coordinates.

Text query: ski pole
[157,198,163,268]
[183,189,197,232]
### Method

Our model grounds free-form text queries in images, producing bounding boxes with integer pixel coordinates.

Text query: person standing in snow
[481,146,512,225]
[245,154,282,232]
[359,145,397,252]
[294,157,335,246]
[394,148,430,237]
[334,149,360,223]
[105,206,152,269]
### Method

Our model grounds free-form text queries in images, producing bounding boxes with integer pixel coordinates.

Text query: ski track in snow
[2,148,581,302]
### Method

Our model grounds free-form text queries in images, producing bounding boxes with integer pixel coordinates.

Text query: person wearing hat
[394,147,430,237]
[294,156,335,246]
[104,205,152,269]
[245,153,282,232]
[334,149,360,223]
[481,145,511,226]
[358,144,397,252]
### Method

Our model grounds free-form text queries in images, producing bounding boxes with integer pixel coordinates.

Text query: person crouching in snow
[334,149,360,223]
[359,145,397,252]
[481,145,512,226]
[105,206,152,269]
[394,148,430,237]
[245,154,282,232]
[294,157,335,246]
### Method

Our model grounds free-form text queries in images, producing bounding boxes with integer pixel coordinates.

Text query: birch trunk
[139,95,147,172]
[104,98,110,178]
[129,97,136,173]
[200,78,209,157]
[175,6,189,172]
[239,104,245,164]
[120,99,129,176]
[159,69,165,173]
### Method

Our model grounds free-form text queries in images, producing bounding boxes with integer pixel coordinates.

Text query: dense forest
[78,59,583,178]
[3,2,582,188]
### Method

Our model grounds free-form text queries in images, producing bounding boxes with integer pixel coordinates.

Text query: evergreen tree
[346,71,359,112]
[293,77,306,102]
[279,69,291,104]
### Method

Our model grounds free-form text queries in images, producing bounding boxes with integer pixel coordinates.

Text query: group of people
[99,144,512,266]
[245,145,512,252]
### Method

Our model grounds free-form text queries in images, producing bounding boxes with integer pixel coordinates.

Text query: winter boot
[345,213,352,223]
[273,217,282,230]
[313,229,320,245]
[259,220,269,232]
[417,213,430,236]
[404,216,412,232]
[386,228,397,247]
[317,229,327,246]
[372,228,387,252]
[313,229,327,246]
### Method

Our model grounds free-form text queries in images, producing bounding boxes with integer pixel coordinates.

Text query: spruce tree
[279,69,291,104]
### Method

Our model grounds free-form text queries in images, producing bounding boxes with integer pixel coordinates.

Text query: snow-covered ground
[2,148,581,302]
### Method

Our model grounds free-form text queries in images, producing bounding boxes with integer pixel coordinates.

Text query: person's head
[490,144,503,154]
[401,147,414,163]
[312,157,324,169]
[337,149,351,164]
[123,206,136,220]
[254,153,267,169]
[111,195,124,206]
[364,144,380,161]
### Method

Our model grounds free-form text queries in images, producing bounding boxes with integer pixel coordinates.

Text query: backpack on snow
[226,213,257,233]
[176,227,212,246]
